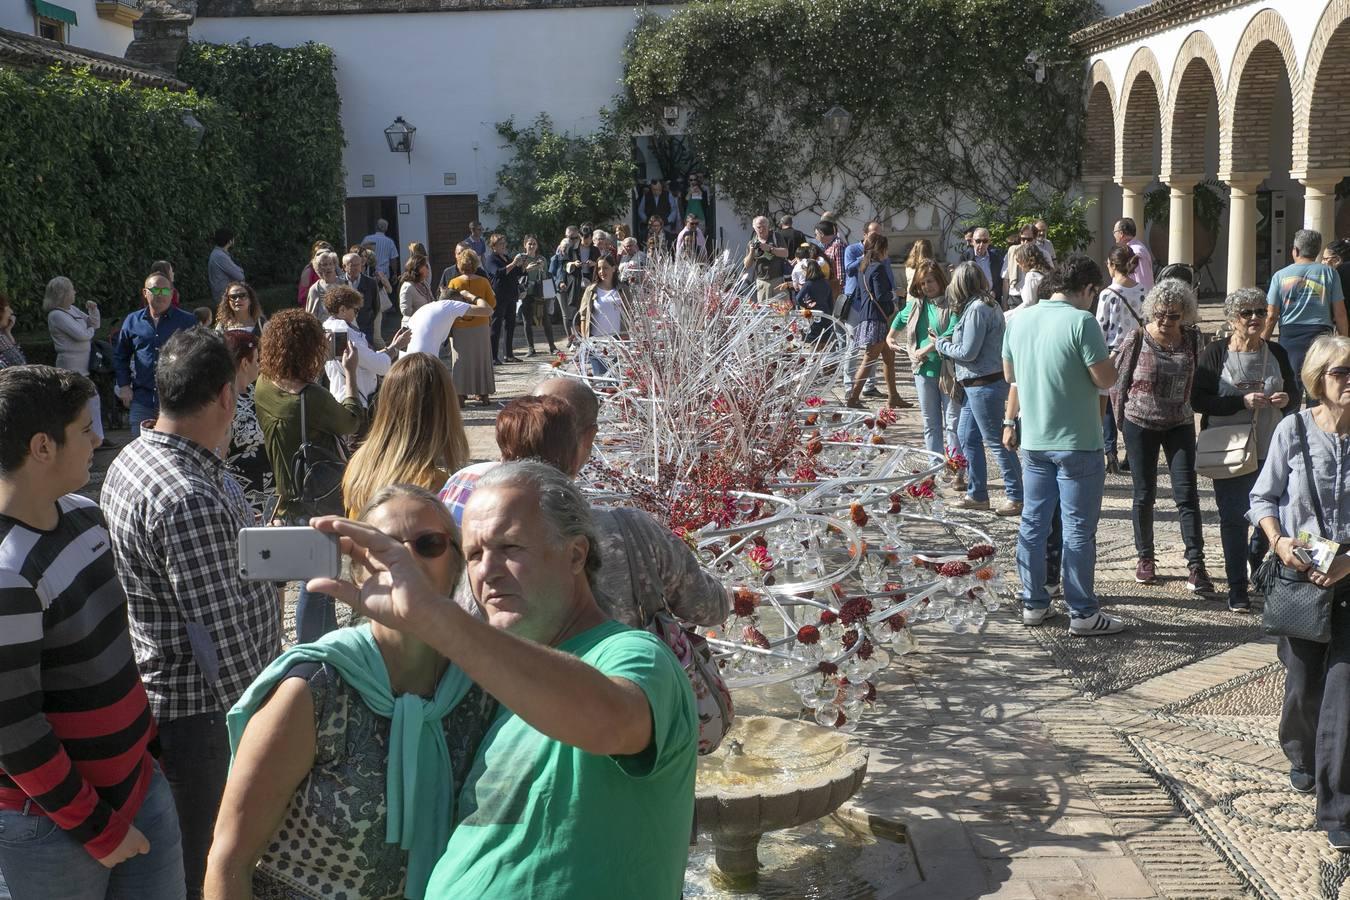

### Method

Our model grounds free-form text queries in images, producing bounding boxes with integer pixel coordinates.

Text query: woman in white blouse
[578,257,631,376]
[44,276,107,442]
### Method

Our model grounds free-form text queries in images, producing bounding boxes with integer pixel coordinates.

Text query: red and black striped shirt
[0,494,156,860]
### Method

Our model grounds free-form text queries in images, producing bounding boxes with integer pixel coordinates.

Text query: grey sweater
[1249,410,1350,542]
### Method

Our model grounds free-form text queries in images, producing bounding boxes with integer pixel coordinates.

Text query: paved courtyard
[83,302,1319,898]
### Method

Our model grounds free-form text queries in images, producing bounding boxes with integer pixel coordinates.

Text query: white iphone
[238,527,341,582]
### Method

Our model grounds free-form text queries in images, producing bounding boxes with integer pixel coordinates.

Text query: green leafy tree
[619,0,1093,232]
[178,41,345,286]
[485,114,634,245]
[963,184,1095,260]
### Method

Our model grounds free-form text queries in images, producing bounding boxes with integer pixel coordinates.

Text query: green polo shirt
[1002,300,1110,451]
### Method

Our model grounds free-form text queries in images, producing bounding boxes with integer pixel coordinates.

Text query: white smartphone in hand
[238,527,341,582]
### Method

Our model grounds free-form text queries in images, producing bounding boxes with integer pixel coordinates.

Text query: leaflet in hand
[1297,530,1339,575]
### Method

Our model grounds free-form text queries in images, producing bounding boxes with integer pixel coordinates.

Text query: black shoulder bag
[290,387,348,519]
[1257,413,1333,643]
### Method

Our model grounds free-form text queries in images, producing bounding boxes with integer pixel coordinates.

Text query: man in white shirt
[406,291,493,359]
[1034,219,1056,267]
[1113,218,1154,292]
[360,219,399,280]
[320,286,409,405]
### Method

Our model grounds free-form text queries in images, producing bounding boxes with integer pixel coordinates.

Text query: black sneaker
[1330,830,1350,852]
[1227,591,1252,614]
[1187,566,1215,595]
[1291,767,1315,794]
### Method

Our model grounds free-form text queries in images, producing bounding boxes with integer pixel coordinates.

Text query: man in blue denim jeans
[1001,254,1124,636]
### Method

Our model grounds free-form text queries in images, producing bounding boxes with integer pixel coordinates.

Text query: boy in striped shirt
[0,365,183,899]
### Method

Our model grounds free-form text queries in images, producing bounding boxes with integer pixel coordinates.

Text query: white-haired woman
[44,276,107,443]
[1250,335,1350,852]
[1192,288,1298,612]
[1113,278,1212,592]
[934,262,1023,515]
[304,249,344,317]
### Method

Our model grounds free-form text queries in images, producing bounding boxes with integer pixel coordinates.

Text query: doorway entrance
[426,194,480,284]
[344,197,400,262]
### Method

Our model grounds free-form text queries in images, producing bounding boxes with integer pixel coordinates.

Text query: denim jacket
[935,300,1005,382]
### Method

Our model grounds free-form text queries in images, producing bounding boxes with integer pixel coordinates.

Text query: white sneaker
[1046,582,1064,598]
[1022,605,1056,626]
[1069,612,1125,637]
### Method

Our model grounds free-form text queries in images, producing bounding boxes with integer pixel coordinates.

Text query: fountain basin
[696,716,869,881]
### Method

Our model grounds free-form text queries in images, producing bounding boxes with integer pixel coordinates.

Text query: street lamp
[180,111,205,149]
[824,106,851,138]
[385,116,416,163]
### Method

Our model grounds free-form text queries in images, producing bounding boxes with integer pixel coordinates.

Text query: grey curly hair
[1143,278,1198,325]
[474,460,601,585]
[1222,287,1267,322]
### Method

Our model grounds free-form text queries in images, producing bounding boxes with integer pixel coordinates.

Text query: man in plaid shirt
[102,329,279,900]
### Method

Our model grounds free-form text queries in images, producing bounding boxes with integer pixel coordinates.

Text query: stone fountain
[695,716,869,884]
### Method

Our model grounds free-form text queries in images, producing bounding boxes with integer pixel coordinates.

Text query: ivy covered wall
[0,40,344,325]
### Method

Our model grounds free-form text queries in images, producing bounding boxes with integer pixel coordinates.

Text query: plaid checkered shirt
[101,429,280,722]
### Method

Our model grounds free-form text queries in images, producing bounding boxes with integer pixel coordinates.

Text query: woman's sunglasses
[228,292,250,300]
[397,531,456,559]
[1154,312,1182,322]
[1327,366,1350,380]
[1237,308,1267,320]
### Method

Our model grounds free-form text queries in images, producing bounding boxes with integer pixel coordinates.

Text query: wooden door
[426,194,480,284]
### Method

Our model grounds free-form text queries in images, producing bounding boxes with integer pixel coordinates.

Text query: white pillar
[1300,170,1350,242]
[1165,175,1201,266]
[1221,173,1264,292]
[1081,177,1109,265]
[1117,177,1151,232]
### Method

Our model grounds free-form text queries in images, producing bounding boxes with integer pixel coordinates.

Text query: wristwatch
[1002,419,1017,428]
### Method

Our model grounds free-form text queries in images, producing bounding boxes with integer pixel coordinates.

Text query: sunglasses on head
[1154,312,1182,322]
[1237,308,1267,319]
[396,531,455,559]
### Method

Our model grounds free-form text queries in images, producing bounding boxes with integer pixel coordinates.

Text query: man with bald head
[114,273,197,436]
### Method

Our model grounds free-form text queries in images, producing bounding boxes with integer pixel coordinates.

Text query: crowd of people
[3,199,1350,900]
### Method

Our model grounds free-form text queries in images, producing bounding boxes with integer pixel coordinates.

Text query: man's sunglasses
[1237,308,1268,319]
[1154,312,1182,322]
[397,531,456,559]
[147,287,173,297]
[973,238,990,245]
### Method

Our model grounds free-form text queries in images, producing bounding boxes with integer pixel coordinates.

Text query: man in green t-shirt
[306,460,697,899]
[1001,254,1123,637]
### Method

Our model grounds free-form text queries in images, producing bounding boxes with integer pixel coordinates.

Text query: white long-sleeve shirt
[322,318,389,405]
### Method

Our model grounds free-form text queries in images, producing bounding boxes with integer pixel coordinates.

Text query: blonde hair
[904,239,934,270]
[342,353,469,516]
[43,276,75,312]
[1302,334,1350,402]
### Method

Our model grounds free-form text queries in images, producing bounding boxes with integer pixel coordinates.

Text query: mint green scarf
[226,624,471,900]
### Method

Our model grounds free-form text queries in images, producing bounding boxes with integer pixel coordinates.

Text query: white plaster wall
[193,6,677,252]
[2,0,137,57]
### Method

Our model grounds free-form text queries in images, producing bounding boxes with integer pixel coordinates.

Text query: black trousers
[491,297,518,361]
[520,290,556,351]
[1122,419,1205,567]
[1280,582,1350,831]
[157,711,231,900]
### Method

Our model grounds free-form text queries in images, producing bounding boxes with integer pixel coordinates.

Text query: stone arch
[1220,8,1300,177]
[1295,0,1350,174]
[1083,62,1116,180]
[1162,30,1222,179]
[1117,47,1164,180]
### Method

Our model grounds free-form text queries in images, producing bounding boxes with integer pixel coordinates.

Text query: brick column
[1164,175,1202,266]
[1221,173,1265,292]
[1298,170,1350,242]
[1117,177,1151,230]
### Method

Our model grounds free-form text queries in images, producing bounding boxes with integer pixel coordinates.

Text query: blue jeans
[129,398,157,439]
[958,381,1022,503]
[1211,469,1269,598]
[913,373,947,457]
[1102,409,1117,455]
[944,391,963,457]
[1017,449,1106,618]
[296,583,338,643]
[1279,324,1333,407]
[0,764,184,900]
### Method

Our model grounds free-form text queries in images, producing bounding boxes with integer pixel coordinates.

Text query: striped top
[0,494,156,860]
